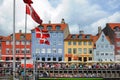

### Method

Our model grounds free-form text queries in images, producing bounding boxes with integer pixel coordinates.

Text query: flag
[35,27,50,38]
[26,4,42,24]
[35,27,50,45]
[23,0,33,5]
[40,38,50,45]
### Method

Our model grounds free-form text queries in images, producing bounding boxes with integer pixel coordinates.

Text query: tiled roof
[2,33,31,41]
[64,34,94,40]
[107,23,120,30]
[31,23,68,31]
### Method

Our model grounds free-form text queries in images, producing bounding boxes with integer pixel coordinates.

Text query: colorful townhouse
[64,31,94,62]
[0,30,31,61]
[103,23,120,61]
[31,19,70,61]
[0,36,3,60]
[93,31,115,62]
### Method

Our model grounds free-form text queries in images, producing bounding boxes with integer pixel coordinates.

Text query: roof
[1,33,31,41]
[106,23,120,30]
[31,23,68,31]
[64,34,94,41]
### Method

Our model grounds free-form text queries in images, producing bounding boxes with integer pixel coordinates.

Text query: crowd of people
[0,62,120,78]
[36,62,120,70]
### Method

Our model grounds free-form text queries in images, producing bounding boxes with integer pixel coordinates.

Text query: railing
[0,68,120,78]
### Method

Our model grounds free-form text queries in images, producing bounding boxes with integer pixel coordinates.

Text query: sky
[0,0,120,36]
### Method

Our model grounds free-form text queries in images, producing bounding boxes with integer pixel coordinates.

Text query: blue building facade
[31,20,70,61]
[94,32,115,62]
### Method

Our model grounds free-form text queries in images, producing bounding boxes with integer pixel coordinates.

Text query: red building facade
[1,30,31,61]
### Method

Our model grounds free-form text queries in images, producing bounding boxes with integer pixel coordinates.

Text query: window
[102,35,104,42]
[16,41,20,45]
[89,57,92,61]
[78,57,82,61]
[78,35,82,39]
[88,41,92,45]
[86,35,90,39]
[42,57,45,61]
[58,41,62,45]
[68,41,71,45]
[105,45,108,48]
[73,48,77,54]
[73,42,76,45]
[78,42,82,45]
[83,57,87,62]
[41,48,45,53]
[68,57,71,61]
[89,48,92,54]
[68,48,71,53]
[56,25,61,30]
[47,49,51,53]
[110,53,113,55]
[20,35,24,39]
[53,57,56,61]
[53,48,56,53]
[26,41,30,45]
[16,48,20,54]
[26,48,30,53]
[96,51,99,55]
[53,41,57,45]
[116,42,120,47]
[78,48,82,54]
[84,48,87,54]
[38,25,44,30]
[58,49,62,53]
[21,41,25,45]
[6,48,9,54]
[117,50,120,54]
[6,41,10,45]
[21,49,25,53]
[36,49,40,53]
[101,53,104,55]
[52,33,56,37]
[105,53,108,55]
[58,57,62,61]
[84,42,87,45]
[47,26,52,30]
[47,58,51,61]
[116,32,120,38]
[72,35,76,39]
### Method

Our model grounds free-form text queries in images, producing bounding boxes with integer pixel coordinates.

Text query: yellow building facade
[64,33,94,62]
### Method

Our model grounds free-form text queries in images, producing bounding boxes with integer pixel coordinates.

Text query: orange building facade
[0,30,31,61]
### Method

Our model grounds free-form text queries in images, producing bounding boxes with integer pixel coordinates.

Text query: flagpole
[13,0,16,80]
[24,5,27,80]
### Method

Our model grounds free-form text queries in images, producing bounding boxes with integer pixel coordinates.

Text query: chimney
[79,30,84,34]
[98,26,102,34]
[49,20,51,24]
[61,18,65,24]
[19,30,22,33]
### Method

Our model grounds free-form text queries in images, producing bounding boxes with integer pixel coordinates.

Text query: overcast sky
[0,0,120,36]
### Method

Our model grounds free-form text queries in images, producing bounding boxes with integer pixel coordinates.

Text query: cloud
[0,0,120,36]
[83,12,120,35]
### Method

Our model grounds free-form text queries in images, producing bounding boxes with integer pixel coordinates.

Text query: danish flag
[35,27,50,45]
[26,4,42,24]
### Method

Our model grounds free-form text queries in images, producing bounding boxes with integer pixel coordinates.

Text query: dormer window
[20,35,25,39]
[47,25,52,30]
[56,25,61,30]
[71,35,76,39]
[38,25,44,30]
[114,26,120,31]
[78,35,82,39]
[85,35,90,39]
